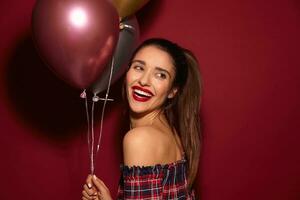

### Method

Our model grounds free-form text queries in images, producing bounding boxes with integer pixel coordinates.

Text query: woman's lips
[131,86,153,102]
[132,93,151,102]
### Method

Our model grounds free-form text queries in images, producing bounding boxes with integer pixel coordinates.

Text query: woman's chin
[129,106,163,119]
[129,107,148,115]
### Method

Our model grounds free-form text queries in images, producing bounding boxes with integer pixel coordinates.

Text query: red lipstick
[131,86,154,102]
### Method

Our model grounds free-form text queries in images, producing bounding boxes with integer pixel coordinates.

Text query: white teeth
[134,89,152,97]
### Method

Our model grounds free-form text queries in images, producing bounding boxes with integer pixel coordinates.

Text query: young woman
[82,38,202,200]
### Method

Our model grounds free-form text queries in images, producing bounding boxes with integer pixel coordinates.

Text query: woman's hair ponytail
[177,49,202,188]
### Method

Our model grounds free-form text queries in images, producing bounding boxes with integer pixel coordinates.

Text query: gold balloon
[112,0,150,19]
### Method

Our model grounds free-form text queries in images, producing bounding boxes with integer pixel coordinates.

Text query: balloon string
[88,57,115,174]
[91,100,95,175]
[96,56,115,154]
[81,90,93,174]
[84,94,91,159]
[80,90,94,174]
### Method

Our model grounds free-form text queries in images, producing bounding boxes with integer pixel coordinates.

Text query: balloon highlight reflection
[69,7,88,28]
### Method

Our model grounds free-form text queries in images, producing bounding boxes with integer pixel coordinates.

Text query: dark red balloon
[32,0,119,89]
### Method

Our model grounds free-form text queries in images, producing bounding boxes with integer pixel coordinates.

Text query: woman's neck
[130,109,168,129]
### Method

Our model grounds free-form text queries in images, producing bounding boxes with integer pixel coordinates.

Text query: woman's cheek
[126,71,134,85]
[155,78,169,90]
[127,71,140,84]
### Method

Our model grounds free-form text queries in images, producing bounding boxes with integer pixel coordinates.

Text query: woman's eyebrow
[131,60,145,65]
[155,67,171,77]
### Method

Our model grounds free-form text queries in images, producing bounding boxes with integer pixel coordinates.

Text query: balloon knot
[119,22,125,30]
[92,95,100,102]
[80,90,87,99]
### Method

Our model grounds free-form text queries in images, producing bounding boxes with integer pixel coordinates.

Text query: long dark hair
[124,38,203,188]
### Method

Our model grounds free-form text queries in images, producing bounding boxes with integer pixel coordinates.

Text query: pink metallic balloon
[32,0,119,89]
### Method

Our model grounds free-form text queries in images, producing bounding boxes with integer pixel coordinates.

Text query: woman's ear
[168,87,178,99]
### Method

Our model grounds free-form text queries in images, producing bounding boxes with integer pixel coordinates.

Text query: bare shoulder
[123,126,165,146]
[123,126,171,167]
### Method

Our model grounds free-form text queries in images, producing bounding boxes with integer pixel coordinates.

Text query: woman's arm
[120,127,168,199]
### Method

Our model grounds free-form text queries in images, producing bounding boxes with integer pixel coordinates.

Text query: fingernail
[93,175,97,180]
[87,183,92,188]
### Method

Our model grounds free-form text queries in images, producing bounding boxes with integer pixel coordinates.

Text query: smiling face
[125,45,178,115]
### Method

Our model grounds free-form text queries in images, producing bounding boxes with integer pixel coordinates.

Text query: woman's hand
[82,175,113,200]
[82,175,97,200]
[92,175,113,200]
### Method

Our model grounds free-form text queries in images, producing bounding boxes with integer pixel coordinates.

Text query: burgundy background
[0,0,300,199]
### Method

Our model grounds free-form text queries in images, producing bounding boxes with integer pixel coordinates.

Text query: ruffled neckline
[120,155,187,177]
[122,157,186,169]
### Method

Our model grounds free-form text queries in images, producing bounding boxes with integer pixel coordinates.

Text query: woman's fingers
[83,174,112,200]
[86,174,93,188]
[83,175,98,200]
[92,175,113,200]
[93,175,110,191]
[92,175,106,192]
[83,184,97,196]
[82,190,96,200]
[82,195,97,200]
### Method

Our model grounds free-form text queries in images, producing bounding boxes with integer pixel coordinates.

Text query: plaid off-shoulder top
[116,156,195,199]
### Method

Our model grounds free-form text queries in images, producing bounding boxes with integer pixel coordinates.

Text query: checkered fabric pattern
[116,158,195,199]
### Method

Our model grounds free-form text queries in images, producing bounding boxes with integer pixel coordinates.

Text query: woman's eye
[133,65,143,71]
[156,73,167,79]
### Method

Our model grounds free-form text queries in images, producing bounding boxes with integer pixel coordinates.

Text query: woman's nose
[138,72,151,86]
